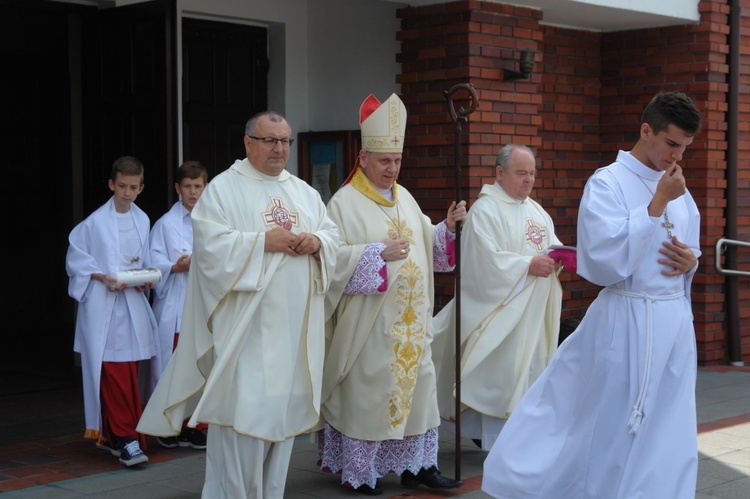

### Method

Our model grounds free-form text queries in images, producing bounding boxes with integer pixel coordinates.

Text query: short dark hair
[176,160,208,184]
[111,156,144,183]
[641,91,702,136]
[244,111,288,136]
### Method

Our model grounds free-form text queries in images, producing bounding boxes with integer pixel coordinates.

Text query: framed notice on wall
[298,130,361,204]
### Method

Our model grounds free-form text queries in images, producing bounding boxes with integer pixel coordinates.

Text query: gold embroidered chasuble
[321,169,441,441]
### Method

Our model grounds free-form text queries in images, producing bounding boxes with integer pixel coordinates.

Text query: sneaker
[119,439,149,467]
[95,438,121,457]
[177,428,207,450]
[156,436,179,448]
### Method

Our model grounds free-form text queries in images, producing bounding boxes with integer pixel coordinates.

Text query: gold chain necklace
[636,175,673,238]
[376,202,403,238]
[377,201,416,244]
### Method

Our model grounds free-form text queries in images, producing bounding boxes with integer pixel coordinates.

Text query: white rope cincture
[605,287,684,435]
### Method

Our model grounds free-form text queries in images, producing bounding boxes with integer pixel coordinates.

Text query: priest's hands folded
[290,232,320,257]
[265,227,319,256]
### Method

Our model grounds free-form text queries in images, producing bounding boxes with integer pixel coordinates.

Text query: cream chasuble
[432,183,562,429]
[137,159,338,442]
[321,169,441,441]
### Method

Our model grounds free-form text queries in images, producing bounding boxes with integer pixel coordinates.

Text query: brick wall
[719,0,750,362]
[397,0,749,365]
[538,25,602,319]
[597,2,731,364]
[397,0,544,309]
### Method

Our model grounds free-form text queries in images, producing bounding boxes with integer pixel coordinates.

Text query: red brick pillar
[397,0,543,305]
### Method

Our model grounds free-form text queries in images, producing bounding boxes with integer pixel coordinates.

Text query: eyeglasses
[247,135,294,147]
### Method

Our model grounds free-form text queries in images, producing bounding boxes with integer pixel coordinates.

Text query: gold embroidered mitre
[359,93,407,153]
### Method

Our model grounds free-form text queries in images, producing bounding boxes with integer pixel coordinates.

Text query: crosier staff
[443,82,479,480]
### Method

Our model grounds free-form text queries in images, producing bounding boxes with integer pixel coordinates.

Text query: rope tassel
[628,406,644,434]
[605,287,684,436]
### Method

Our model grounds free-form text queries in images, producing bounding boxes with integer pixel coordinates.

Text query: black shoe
[352,482,382,495]
[401,466,463,489]
[156,436,179,448]
[472,439,483,448]
[177,428,207,450]
[95,437,121,457]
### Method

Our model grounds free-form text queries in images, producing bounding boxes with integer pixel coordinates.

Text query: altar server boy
[66,155,159,467]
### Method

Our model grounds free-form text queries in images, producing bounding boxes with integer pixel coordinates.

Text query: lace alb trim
[317,422,438,489]
[345,242,387,294]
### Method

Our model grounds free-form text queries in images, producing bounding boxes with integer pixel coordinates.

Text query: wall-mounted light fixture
[503,49,537,81]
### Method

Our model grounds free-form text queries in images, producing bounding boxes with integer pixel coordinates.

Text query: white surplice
[432,182,562,451]
[482,150,700,499]
[146,201,192,395]
[66,197,159,439]
[137,158,338,440]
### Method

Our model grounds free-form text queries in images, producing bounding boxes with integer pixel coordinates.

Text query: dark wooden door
[182,18,268,180]
[0,0,91,390]
[82,0,178,223]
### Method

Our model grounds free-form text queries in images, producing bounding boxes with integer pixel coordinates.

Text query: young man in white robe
[317,93,466,495]
[137,111,339,498]
[66,155,159,467]
[146,160,208,449]
[432,144,568,452]
[482,91,703,499]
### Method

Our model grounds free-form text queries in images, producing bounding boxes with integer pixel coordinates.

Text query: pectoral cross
[662,212,674,239]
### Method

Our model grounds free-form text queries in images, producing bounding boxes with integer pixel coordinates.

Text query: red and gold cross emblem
[525,218,547,251]
[263,197,298,230]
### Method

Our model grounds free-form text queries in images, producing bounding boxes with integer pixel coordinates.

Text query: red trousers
[100,361,146,449]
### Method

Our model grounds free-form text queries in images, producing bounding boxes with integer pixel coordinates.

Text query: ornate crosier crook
[443,83,479,480]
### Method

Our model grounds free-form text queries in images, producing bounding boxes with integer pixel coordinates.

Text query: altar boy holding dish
[65,155,161,468]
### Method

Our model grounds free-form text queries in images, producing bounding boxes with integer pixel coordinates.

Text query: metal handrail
[715,238,750,276]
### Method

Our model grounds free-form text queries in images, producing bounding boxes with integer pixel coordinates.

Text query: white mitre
[359,93,407,153]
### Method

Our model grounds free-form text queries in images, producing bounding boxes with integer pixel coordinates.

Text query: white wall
[175,0,404,172]
[305,0,402,132]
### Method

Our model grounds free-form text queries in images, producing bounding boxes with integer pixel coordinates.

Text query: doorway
[0,0,269,398]
[181,17,268,181]
[0,0,84,394]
